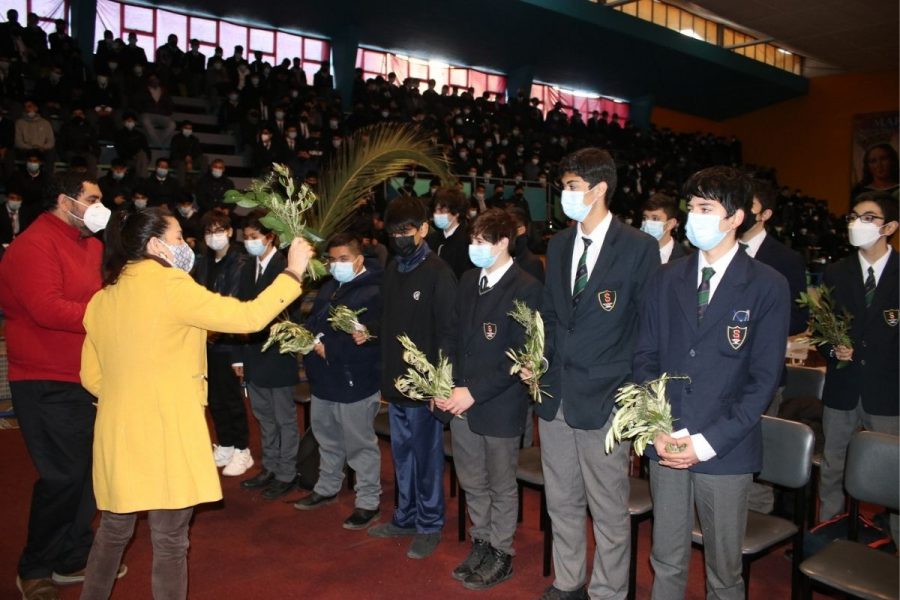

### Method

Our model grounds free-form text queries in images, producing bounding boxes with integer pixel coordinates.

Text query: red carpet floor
[0,407,811,599]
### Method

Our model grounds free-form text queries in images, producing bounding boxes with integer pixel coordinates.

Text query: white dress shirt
[255,248,277,281]
[570,211,613,293]
[480,256,514,289]
[859,247,892,286]
[742,228,766,258]
[659,238,674,265]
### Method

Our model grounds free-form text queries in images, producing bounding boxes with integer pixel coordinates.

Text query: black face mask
[390,235,417,257]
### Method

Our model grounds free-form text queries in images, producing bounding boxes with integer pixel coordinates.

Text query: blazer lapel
[676,252,700,333]
[558,228,576,313]
[866,249,899,326]
[697,249,751,338]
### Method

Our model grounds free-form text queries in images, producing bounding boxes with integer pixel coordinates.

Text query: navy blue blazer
[447,263,543,437]
[820,249,898,416]
[536,218,659,429]
[303,262,383,403]
[633,248,790,475]
[753,234,808,336]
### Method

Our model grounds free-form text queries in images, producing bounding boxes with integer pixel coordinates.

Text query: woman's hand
[286,238,314,279]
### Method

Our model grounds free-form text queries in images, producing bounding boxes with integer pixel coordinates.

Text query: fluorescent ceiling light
[679,28,703,40]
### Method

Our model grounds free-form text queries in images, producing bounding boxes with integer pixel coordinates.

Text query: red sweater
[0,212,103,383]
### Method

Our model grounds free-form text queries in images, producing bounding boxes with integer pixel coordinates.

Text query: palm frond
[310,123,454,239]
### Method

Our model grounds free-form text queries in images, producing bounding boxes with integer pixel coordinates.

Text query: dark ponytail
[103,207,172,285]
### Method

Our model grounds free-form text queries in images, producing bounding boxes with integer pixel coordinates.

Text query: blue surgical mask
[685,212,727,251]
[468,243,497,269]
[560,189,593,222]
[640,220,665,240]
[433,213,451,230]
[244,239,268,257]
[329,261,357,283]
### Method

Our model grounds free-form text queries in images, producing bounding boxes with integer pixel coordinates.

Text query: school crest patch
[598,290,617,312]
[727,325,748,350]
[885,309,899,327]
[483,323,497,340]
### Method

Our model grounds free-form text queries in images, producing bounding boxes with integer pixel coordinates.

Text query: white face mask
[133,198,148,210]
[211,168,224,179]
[205,232,229,251]
[685,212,727,251]
[640,220,666,240]
[244,238,268,257]
[847,220,883,249]
[66,196,111,233]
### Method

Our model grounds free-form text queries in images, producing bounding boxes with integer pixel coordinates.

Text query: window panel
[189,16,216,44]
[34,0,66,19]
[388,54,408,80]
[652,3,666,26]
[303,37,325,62]
[487,74,506,94]
[156,10,186,49]
[219,21,247,56]
[622,2,636,16]
[449,68,467,88]
[355,48,363,69]
[409,60,428,81]
[301,61,319,82]
[3,1,28,19]
[637,0,652,21]
[131,33,155,60]
[468,70,486,95]
[364,50,385,74]
[124,4,153,33]
[276,31,301,65]
[249,28,273,54]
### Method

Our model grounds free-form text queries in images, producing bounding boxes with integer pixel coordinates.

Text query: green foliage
[261,320,317,355]
[605,373,690,456]
[393,335,453,401]
[328,305,374,341]
[224,124,453,283]
[797,285,853,369]
[506,300,551,403]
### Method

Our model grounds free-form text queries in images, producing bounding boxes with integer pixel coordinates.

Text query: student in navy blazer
[640,193,692,265]
[295,233,384,528]
[818,192,899,526]
[632,167,789,600]
[534,149,659,600]
[435,209,542,591]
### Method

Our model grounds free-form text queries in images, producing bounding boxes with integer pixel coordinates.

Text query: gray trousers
[248,384,299,483]
[747,385,784,514]
[311,392,382,510]
[539,405,631,598]
[820,403,899,536]
[80,508,193,600]
[450,417,520,555]
[649,461,752,600]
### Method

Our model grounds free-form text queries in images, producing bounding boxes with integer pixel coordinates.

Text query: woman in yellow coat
[79,208,313,600]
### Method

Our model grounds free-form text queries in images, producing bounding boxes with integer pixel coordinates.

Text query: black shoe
[261,477,297,500]
[451,539,490,581]
[538,584,588,600]
[241,470,275,489]
[463,546,513,590]
[343,508,380,530]
[293,491,338,510]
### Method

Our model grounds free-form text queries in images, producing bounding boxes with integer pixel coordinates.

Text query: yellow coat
[81,259,302,513]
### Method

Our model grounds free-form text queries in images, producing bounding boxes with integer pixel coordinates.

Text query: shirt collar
[859,247,892,283]
[257,248,277,272]
[742,228,766,258]
[481,256,514,288]
[443,222,459,238]
[659,237,674,263]
[698,239,741,275]
[578,210,613,244]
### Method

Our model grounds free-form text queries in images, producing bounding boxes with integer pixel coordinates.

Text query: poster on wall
[851,111,899,204]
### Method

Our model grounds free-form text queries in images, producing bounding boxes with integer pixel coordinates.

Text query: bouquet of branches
[224,163,327,280]
[393,335,453,402]
[506,300,550,403]
[605,373,690,456]
[796,285,853,369]
[261,321,317,355]
[328,305,374,341]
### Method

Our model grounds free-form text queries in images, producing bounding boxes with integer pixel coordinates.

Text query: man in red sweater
[0,172,114,600]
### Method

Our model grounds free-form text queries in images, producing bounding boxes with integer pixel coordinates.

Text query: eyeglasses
[846,213,884,224]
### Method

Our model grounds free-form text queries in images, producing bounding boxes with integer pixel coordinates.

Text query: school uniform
[430,222,472,280]
[380,246,457,534]
[537,214,659,596]
[632,244,790,600]
[303,263,383,510]
[819,249,899,521]
[238,250,301,484]
[447,260,542,555]
[660,238,690,264]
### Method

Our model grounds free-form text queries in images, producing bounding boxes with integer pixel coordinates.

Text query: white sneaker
[222,448,254,476]
[213,444,235,468]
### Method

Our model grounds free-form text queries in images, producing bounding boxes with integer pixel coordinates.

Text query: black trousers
[11,380,96,579]
[207,347,249,449]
